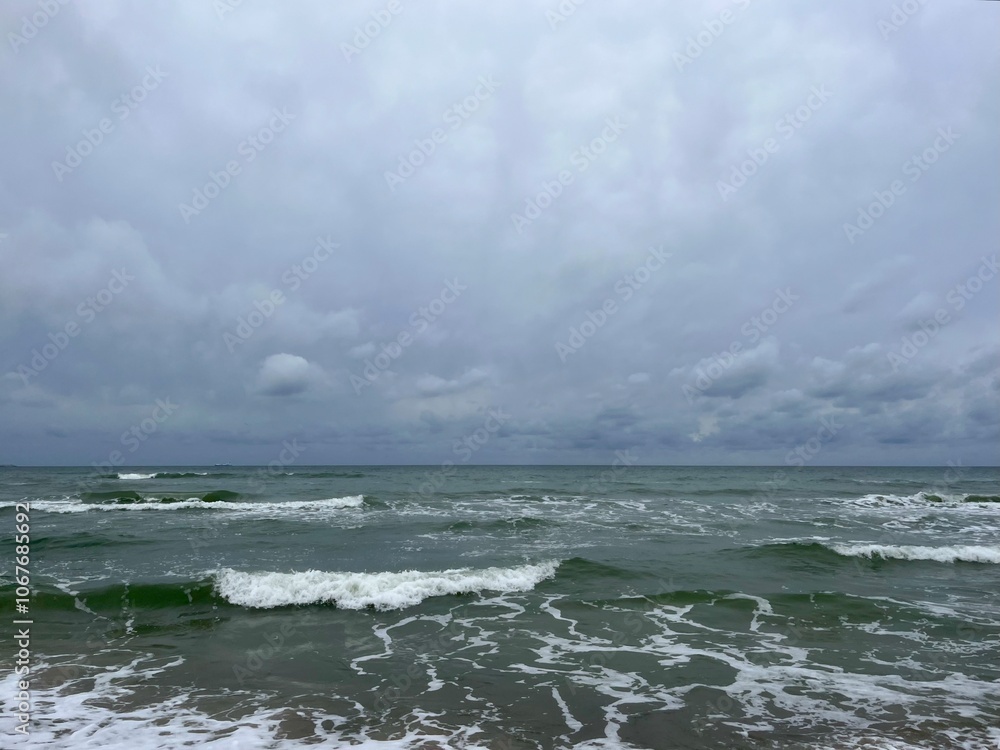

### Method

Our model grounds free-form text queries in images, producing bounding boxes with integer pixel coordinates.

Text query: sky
[0,0,998,468]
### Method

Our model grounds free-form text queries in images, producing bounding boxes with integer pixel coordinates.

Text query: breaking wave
[115,471,212,479]
[7,494,365,514]
[214,560,561,610]
[841,492,1000,507]
[751,540,1000,565]
[829,543,1000,564]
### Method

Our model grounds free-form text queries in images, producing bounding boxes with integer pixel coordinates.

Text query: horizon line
[2,463,997,469]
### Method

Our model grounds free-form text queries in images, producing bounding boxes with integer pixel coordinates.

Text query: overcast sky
[1,0,997,467]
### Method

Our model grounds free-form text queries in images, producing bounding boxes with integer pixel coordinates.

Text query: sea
[1,465,998,750]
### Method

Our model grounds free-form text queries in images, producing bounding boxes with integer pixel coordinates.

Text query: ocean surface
[1,465,999,749]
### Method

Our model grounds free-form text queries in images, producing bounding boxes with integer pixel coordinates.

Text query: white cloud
[255,353,320,397]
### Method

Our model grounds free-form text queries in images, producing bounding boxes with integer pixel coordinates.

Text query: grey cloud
[415,367,490,397]
[0,0,997,466]
[254,353,323,397]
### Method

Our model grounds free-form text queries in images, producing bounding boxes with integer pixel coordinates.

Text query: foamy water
[828,542,1000,564]
[215,560,561,610]
[3,465,999,749]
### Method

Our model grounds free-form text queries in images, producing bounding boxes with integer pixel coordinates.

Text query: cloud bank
[0,0,997,466]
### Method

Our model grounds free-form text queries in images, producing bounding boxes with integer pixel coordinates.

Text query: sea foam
[214,560,561,610]
[828,543,1000,564]
[848,491,1000,507]
[116,471,211,479]
[15,495,365,514]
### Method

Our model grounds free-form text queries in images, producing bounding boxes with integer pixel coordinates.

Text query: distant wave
[294,470,367,479]
[685,487,775,497]
[836,492,1000,507]
[751,540,1000,565]
[445,516,556,533]
[81,489,241,504]
[116,471,210,480]
[554,556,645,580]
[0,530,143,552]
[828,543,1000,564]
[903,491,997,504]
[0,578,220,613]
[214,560,560,610]
[9,494,365,514]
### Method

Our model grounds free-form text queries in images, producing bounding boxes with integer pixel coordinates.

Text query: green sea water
[1,465,999,749]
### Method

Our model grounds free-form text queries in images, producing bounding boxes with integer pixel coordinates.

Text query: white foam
[551,687,583,732]
[816,728,1000,750]
[311,495,365,509]
[214,560,561,610]
[0,656,285,749]
[722,593,773,632]
[20,495,365,514]
[828,543,1000,564]
[842,491,1000,508]
[116,471,211,479]
[3,649,993,750]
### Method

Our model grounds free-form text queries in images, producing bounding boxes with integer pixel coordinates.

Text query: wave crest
[849,492,1000,507]
[12,495,364,514]
[116,471,211,480]
[214,560,560,610]
[749,540,1000,565]
[829,543,1000,564]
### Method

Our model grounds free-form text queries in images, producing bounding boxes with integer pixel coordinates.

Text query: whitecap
[19,495,365,514]
[214,560,561,610]
[828,543,1000,564]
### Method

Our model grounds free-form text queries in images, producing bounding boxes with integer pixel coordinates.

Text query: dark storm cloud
[0,0,997,467]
